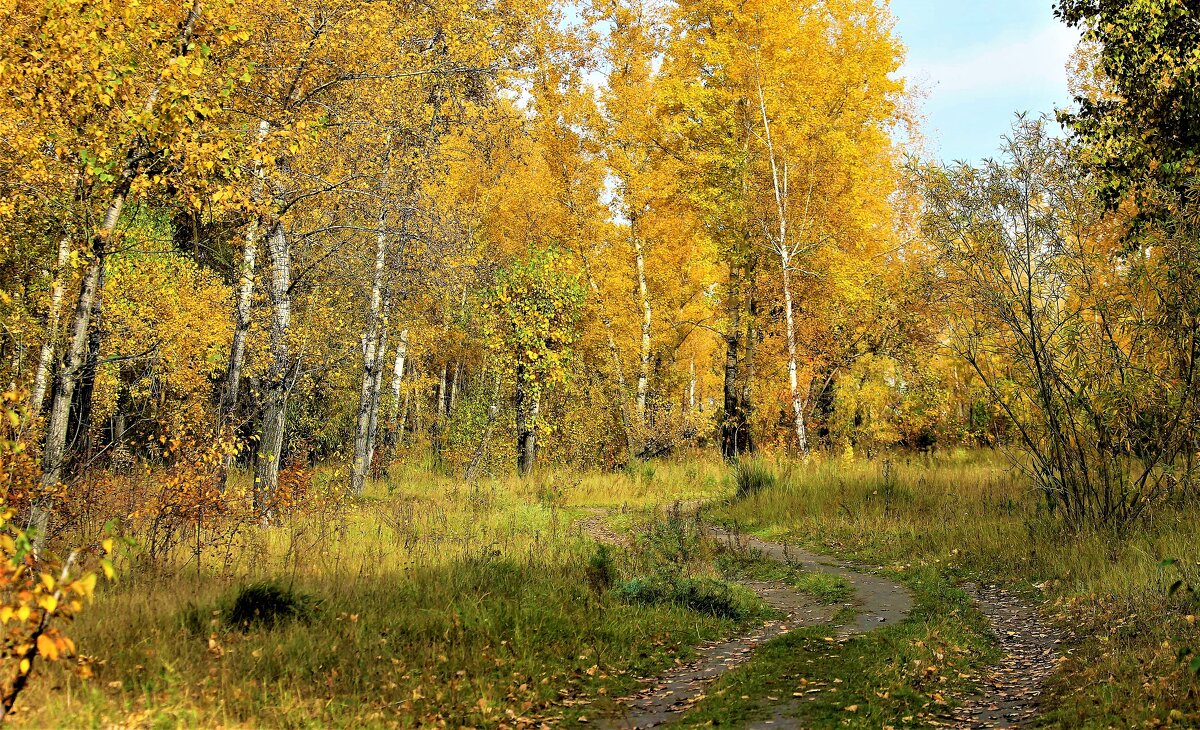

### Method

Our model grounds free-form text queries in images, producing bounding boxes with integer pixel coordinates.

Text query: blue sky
[891,0,1080,162]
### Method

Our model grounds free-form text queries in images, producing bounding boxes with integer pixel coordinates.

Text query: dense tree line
[1,0,1197,531]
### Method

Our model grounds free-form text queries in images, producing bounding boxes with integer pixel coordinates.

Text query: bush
[585,544,617,595]
[225,582,315,629]
[734,458,778,499]
[615,574,746,620]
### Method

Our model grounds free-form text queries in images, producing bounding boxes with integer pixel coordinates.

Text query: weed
[586,544,618,595]
[616,574,749,620]
[733,458,778,499]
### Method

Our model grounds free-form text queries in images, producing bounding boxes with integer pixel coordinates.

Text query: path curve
[583,514,913,729]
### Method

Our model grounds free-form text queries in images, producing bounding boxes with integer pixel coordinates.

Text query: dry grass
[12,458,741,728]
[713,449,1200,726]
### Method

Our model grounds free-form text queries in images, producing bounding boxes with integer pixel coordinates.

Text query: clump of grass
[586,543,618,594]
[226,582,317,629]
[622,459,657,484]
[715,548,851,604]
[733,457,778,499]
[615,574,752,620]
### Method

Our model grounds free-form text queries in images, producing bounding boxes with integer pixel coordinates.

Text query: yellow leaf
[19,659,29,675]
[38,594,58,613]
[78,573,97,600]
[37,634,58,661]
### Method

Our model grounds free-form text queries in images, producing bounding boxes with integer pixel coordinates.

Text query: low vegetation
[713,452,1200,726]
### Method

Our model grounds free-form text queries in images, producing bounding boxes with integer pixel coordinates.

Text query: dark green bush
[586,544,618,595]
[734,458,778,499]
[615,574,745,620]
[226,582,316,629]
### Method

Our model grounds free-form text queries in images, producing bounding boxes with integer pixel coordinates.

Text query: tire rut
[582,513,1054,729]
[585,517,913,729]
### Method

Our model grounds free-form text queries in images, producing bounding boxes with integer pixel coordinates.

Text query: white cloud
[903,22,1080,98]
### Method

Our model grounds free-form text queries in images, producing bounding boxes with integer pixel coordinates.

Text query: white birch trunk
[388,329,409,423]
[254,220,292,517]
[757,80,810,455]
[31,237,71,416]
[220,119,270,430]
[41,196,123,487]
[364,311,390,479]
[688,357,696,412]
[633,226,651,423]
[352,188,391,495]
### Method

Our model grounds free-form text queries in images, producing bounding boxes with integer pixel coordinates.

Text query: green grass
[676,567,994,727]
[23,449,1200,727]
[715,548,852,604]
[709,450,1200,726]
[19,459,752,728]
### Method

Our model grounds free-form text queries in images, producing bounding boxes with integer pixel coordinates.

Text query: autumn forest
[1,0,1199,726]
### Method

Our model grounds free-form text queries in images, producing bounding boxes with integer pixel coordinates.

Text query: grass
[715,548,852,604]
[16,454,748,727]
[710,449,1200,726]
[677,567,994,727]
[18,448,1200,727]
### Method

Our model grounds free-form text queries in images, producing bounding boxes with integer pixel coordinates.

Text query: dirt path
[946,584,1060,729]
[582,513,1055,729]
[584,515,913,729]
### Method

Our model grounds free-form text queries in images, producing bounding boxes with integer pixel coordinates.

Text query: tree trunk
[721,264,745,460]
[582,258,636,459]
[388,328,409,423]
[253,220,293,519]
[67,266,106,465]
[436,364,448,419]
[365,306,390,479]
[688,356,696,412]
[515,364,537,476]
[780,249,810,454]
[448,362,460,414]
[351,188,391,495]
[757,81,809,456]
[741,285,757,455]
[633,222,651,423]
[220,119,270,433]
[31,237,71,417]
[41,190,124,486]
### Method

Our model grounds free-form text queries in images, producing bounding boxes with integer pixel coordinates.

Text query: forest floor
[15,451,1200,727]
[590,509,1057,729]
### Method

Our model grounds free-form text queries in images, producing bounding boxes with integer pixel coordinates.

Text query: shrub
[225,582,315,629]
[615,574,745,620]
[585,544,617,595]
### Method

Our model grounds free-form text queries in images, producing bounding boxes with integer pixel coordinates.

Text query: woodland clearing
[4,452,1196,728]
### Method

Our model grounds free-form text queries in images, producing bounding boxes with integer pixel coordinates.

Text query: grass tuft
[733,457,779,499]
[615,574,753,620]
[226,582,317,629]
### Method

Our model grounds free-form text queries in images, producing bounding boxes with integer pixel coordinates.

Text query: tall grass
[713,448,1200,725]
[19,458,745,727]
[716,449,1200,601]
